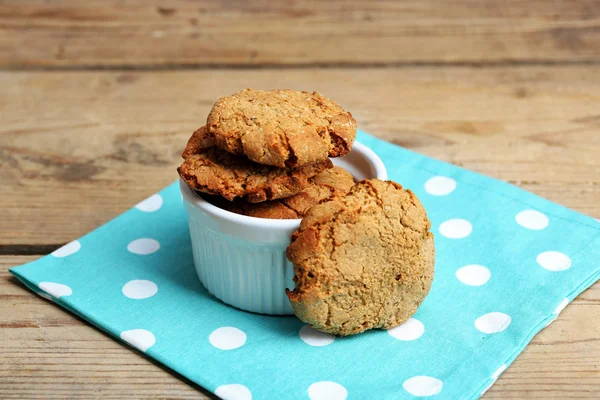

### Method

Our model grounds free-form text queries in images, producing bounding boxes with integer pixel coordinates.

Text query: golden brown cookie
[207,89,356,168]
[218,166,356,219]
[286,179,435,336]
[181,125,216,159]
[178,126,332,203]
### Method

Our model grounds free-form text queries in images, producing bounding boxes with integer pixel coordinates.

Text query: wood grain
[1,0,600,68]
[1,67,599,246]
[1,256,598,399]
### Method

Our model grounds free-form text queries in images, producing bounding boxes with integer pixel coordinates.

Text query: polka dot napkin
[11,130,600,400]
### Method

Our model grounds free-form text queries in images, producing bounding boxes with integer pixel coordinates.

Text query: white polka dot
[135,194,163,212]
[127,238,160,255]
[515,210,549,230]
[300,325,335,347]
[439,219,472,239]
[308,381,348,400]
[456,264,491,286]
[424,176,456,196]
[403,376,443,397]
[553,298,569,315]
[215,384,252,400]
[38,282,72,298]
[37,292,53,301]
[120,329,156,352]
[491,364,507,380]
[122,280,158,299]
[475,312,512,334]
[51,240,81,258]
[388,318,424,341]
[537,251,571,271]
[209,327,246,350]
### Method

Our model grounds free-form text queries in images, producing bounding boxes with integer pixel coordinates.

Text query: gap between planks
[3,59,600,72]
[0,244,63,256]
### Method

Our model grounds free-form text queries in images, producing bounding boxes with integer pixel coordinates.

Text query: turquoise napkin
[11,130,600,400]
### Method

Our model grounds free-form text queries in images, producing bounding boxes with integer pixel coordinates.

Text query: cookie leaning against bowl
[207,89,357,168]
[286,179,435,336]
[214,166,356,219]
[178,126,332,203]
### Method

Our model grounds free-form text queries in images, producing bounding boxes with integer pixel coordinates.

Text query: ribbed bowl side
[188,218,295,315]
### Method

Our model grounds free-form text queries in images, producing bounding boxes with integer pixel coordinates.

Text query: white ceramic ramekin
[180,141,387,315]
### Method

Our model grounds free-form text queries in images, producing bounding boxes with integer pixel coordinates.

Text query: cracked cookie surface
[178,126,332,203]
[286,179,435,336]
[214,166,355,219]
[207,89,356,168]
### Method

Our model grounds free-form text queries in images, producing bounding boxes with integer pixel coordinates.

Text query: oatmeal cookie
[219,166,355,219]
[286,179,435,336]
[207,89,356,168]
[178,126,332,203]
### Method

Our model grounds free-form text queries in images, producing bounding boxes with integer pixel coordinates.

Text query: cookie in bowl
[178,126,332,203]
[207,89,357,168]
[213,166,355,219]
[179,89,388,316]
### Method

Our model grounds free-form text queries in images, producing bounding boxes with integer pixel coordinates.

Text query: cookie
[207,89,356,168]
[286,179,435,336]
[178,126,333,203]
[218,166,356,219]
[181,125,216,159]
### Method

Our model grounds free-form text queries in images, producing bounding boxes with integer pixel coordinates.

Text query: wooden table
[1,1,599,398]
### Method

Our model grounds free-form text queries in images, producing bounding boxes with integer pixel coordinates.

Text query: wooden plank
[1,0,600,68]
[1,256,598,399]
[1,67,599,246]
